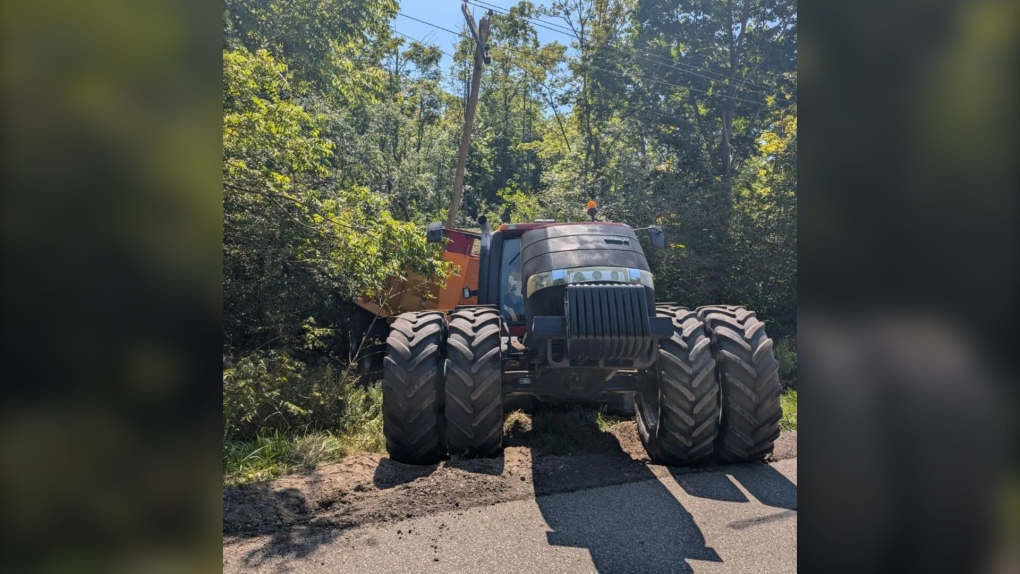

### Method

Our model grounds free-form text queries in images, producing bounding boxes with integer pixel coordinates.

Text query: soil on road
[223,420,797,573]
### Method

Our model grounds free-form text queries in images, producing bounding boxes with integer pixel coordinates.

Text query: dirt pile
[223,420,797,540]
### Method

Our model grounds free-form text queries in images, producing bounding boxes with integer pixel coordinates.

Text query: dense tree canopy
[223,0,797,365]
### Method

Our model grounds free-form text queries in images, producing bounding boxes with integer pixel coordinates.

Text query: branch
[224,182,378,236]
[730,103,766,172]
[534,77,572,152]
[736,11,796,95]
[736,0,752,51]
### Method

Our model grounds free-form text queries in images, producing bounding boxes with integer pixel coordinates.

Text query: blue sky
[392,0,569,74]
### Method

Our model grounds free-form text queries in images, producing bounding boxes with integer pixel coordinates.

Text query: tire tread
[697,305,784,462]
[382,311,447,464]
[445,307,504,458]
[637,305,721,465]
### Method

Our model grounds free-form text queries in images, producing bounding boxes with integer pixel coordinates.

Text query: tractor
[379,211,783,466]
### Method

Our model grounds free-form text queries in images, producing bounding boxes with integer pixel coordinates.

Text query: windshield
[500,238,525,325]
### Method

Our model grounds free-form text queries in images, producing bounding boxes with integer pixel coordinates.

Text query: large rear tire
[382,311,447,464]
[636,305,720,465]
[445,307,504,458]
[696,305,783,463]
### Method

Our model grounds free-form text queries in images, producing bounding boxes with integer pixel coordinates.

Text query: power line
[394,11,783,108]
[393,29,454,58]
[467,0,575,36]
[396,11,793,108]
[391,15,793,167]
[393,27,571,119]
[393,23,770,151]
[465,0,793,102]
[395,26,709,128]
[467,0,778,93]
[396,12,463,37]
[467,0,786,99]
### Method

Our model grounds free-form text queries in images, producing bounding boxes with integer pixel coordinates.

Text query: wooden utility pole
[446,2,491,228]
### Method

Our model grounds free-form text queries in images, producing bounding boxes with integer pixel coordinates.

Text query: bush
[223,350,379,440]
[222,349,385,484]
[775,338,798,382]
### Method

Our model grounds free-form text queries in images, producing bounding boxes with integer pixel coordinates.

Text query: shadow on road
[531,430,723,573]
[671,460,798,511]
[528,411,798,573]
[726,461,798,510]
[671,468,750,503]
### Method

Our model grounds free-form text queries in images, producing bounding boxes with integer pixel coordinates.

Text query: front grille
[564,284,655,361]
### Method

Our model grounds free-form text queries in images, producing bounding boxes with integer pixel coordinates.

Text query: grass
[223,382,385,487]
[595,407,625,432]
[223,426,386,486]
[779,389,798,431]
[224,404,617,483]
[503,409,533,436]
[226,387,798,485]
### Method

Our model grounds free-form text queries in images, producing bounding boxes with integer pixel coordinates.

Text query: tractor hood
[521,223,656,332]
[520,223,650,297]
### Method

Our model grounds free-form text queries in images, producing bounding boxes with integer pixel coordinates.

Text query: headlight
[526,266,654,296]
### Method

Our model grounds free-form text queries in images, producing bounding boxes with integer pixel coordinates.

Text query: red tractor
[379,214,783,466]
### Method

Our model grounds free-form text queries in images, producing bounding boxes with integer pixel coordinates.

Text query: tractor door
[498,237,525,326]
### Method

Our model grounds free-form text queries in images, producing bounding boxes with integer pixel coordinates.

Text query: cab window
[500,238,525,325]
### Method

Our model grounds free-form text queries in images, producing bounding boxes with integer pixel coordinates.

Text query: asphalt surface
[223,457,797,573]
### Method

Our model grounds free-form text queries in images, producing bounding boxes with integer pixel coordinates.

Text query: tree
[628,0,797,301]
[223,48,447,355]
[224,0,398,104]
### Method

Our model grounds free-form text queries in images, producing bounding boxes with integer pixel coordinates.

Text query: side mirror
[647,226,665,248]
[426,221,444,243]
[462,287,478,299]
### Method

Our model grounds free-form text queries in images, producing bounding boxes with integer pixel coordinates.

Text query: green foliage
[223,47,449,354]
[222,347,385,484]
[595,407,626,432]
[780,390,798,431]
[532,406,610,454]
[222,350,382,440]
[224,431,302,485]
[224,0,397,101]
[729,115,798,337]
[498,183,547,223]
[775,338,798,381]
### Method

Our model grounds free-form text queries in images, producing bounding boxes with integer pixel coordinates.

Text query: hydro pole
[446,2,491,228]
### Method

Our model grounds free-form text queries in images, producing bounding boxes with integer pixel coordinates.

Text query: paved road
[224,457,796,573]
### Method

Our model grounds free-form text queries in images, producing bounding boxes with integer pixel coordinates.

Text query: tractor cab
[434,215,671,368]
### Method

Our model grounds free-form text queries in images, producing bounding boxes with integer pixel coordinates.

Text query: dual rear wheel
[636,304,784,465]
[383,304,783,466]
[382,308,504,465]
